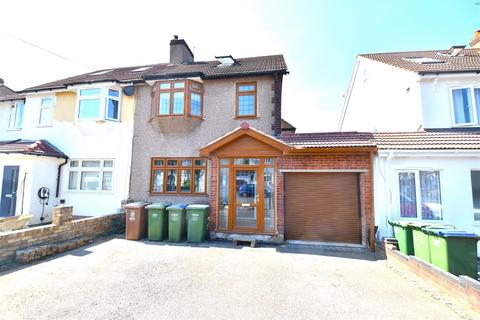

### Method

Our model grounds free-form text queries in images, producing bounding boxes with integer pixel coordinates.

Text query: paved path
[0,238,477,320]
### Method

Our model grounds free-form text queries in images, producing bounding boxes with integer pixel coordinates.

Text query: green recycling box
[187,204,209,243]
[428,230,479,279]
[389,221,415,255]
[146,203,170,241]
[167,204,188,243]
[411,224,454,263]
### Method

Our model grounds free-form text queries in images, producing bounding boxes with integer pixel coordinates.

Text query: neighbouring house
[0,72,136,223]
[338,31,480,253]
[127,36,376,248]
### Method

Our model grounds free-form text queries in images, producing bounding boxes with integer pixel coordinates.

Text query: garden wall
[0,206,124,264]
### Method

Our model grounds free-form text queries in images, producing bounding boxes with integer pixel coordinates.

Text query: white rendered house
[339,38,480,253]
[0,77,135,224]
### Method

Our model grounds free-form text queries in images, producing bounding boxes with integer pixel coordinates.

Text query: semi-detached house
[339,31,480,254]
[1,36,379,250]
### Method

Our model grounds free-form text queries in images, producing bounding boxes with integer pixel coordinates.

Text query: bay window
[8,101,25,129]
[77,87,121,121]
[150,157,206,194]
[398,170,442,220]
[154,80,203,117]
[451,87,480,126]
[67,159,114,192]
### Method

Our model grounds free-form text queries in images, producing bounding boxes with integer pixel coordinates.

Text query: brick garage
[201,125,375,249]
[277,153,374,248]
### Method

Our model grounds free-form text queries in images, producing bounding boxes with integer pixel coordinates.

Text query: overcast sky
[0,0,478,132]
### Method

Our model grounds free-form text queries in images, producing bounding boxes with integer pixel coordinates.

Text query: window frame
[75,86,122,122]
[396,169,443,221]
[217,157,276,233]
[150,157,207,195]
[66,159,114,193]
[470,170,480,222]
[153,79,204,118]
[449,86,480,127]
[235,82,257,118]
[38,96,55,127]
[8,101,25,130]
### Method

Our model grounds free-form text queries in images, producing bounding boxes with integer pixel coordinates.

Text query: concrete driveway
[0,237,477,320]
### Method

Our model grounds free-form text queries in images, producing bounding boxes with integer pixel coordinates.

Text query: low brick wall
[385,241,480,311]
[0,206,124,264]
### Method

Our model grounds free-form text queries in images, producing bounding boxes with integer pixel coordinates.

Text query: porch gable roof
[199,123,292,157]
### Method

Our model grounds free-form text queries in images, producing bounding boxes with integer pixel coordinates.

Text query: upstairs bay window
[154,80,203,117]
[451,87,480,126]
[77,87,121,121]
[8,101,25,130]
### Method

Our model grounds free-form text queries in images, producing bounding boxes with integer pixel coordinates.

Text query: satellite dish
[123,86,135,96]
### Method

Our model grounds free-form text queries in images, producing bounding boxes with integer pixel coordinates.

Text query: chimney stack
[0,78,4,86]
[169,35,194,64]
[469,30,480,48]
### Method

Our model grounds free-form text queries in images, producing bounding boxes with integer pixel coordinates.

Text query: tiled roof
[279,129,480,150]
[360,48,480,74]
[23,55,288,92]
[0,84,24,102]
[279,132,375,148]
[373,130,480,150]
[0,140,68,158]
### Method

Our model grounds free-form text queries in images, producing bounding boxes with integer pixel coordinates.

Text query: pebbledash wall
[0,206,124,263]
[129,76,276,204]
[208,152,374,247]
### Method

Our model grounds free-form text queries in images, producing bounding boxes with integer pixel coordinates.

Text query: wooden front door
[217,158,275,233]
[233,168,260,230]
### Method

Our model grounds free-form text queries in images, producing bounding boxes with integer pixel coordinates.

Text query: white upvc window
[471,170,480,222]
[67,159,114,192]
[450,86,480,126]
[76,87,121,121]
[8,101,25,130]
[38,96,55,126]
[397,170,443,221]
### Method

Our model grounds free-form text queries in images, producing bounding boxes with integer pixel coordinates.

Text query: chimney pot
[173,35,178,40]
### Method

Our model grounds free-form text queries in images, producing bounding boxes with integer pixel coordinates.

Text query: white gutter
[377,149,480,157]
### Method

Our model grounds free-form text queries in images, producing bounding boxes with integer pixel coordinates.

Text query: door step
[233,238,258,248]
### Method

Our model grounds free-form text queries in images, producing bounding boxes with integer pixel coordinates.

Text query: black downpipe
[56,158,68,198]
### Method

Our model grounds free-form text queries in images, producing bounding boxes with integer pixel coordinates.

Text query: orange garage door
[285,172,361,244]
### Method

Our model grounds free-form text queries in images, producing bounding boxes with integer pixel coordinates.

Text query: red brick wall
[209,157,219,231]
[277,153,372,246]
[208,153,373,246]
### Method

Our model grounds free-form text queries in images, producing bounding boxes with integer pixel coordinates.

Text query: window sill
[6,128,22,131]
[36,125,53,128]
[154,115,204,120]
[65,190,114,194]
[74,118,120,124]
[149,192,209,196]
[451,124,480,128]
[234,115,258,120]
